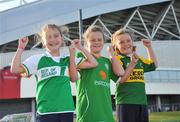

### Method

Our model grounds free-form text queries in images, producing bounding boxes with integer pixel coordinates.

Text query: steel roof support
[151,2,172,39]
[123,8,138,29]
[137,10,151,39]
[127,26,149,39]
[171,5,180,36]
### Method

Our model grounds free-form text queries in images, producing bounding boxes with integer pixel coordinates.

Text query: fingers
[72,39,81,44]
[107,45,115,56]
[107,45,114,52]
[141,38,149,41]
[18,37,29,48]
[132,46,136,52]
[19,37,28,43]
[72,39,83,50]
[133,53,138,59]
[141,39,152,48]
[141,38,151,43]
[131,52,138,64]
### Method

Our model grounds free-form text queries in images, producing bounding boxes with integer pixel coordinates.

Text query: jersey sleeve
[139,56,156,72]
[108,59,119,82]
[75,52,86,66]
[115,55,123,65]
[22,54,42,76]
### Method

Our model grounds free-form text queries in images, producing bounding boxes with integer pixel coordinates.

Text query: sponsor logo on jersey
[94,80,110,87]
[37,66,61,81]
[127,69,144,82]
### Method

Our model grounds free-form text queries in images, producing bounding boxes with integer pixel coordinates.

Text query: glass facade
[145,69,180,83]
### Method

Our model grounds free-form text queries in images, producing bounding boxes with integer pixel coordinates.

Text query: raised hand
[141,39,152,48]
[131,52,138,65]
[107,45,115,57]
[73,39,83,50]
[68,40,76,52]
[18,37,29,50]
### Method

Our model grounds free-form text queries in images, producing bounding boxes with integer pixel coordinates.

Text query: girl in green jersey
[112,28,158,122]
[76,26,124,122]
[11,24,97,122]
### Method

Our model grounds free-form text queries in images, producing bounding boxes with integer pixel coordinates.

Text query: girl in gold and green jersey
[76,26,125,122]
[112,28,158,122]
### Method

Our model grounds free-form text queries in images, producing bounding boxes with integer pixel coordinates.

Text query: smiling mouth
[49,42,59,46]
[93,45,101,48]
[124,47,132,50]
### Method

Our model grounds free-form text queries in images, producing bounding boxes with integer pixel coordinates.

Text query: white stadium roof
[0,0,171,45]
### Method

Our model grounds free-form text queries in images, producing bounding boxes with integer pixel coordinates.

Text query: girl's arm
[118,52,138,83]
[107,46,124,76]
[73,39,98,69]
[142,39,158,67]
[11,37,28,74]
[68,42,78,82]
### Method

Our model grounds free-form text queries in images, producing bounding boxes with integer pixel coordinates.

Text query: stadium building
[0,0,180,121]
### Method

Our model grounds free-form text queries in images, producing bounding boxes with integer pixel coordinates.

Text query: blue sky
[0,0,38,12]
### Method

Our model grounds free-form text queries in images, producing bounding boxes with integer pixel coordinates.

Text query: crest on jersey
[99,70,107,80]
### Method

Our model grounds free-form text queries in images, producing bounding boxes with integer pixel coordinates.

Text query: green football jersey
[76,53,116,122]
[22,51,74,115]
[115,54,156,105]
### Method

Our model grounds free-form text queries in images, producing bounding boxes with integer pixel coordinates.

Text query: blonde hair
[36,24,62,47]
[40,24,62,40]
[83,25,104,41]
[111,28,134,54]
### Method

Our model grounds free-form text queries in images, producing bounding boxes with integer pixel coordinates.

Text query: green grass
[149,111,180,122]
[73,111,180,122]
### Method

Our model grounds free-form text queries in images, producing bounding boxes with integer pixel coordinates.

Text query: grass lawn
[149,111,180,122]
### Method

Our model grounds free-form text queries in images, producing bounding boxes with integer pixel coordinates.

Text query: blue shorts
[36,112,73,122]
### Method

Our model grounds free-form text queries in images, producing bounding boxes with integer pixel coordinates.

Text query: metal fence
[148,103,180,113]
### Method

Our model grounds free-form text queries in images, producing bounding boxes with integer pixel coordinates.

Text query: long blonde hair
[111,28,134,54]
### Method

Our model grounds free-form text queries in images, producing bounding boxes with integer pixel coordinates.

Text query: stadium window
[177,71,180,82]
[144,72,152,82]
[151,70,160,82]
[168,71,177,82]
[159,70,169,82]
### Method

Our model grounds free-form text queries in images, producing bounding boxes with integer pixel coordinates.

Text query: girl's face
[115,33,133,55]
[43,28,63,53]
[86,31,104,54]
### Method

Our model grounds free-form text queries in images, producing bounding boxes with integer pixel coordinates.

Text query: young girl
[76,26,125,122]
[112,28,158,122]
[11,24,97,122]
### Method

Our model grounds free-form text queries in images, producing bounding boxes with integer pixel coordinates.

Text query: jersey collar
[45,51,68,59]
[119,53,132,58]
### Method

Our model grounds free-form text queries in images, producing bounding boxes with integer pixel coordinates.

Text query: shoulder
[101,56,111,62]
[25,53,45,62]
[115,55,125,60]
[76,52,85,58]
[60,53,70,59]
[139,56,154,64]
[115,55,124,65]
